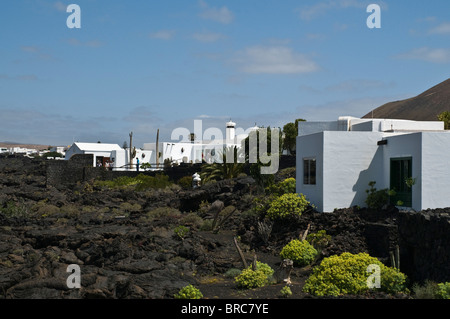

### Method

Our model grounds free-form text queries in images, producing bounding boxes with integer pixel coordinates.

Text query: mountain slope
[363,79,450,121]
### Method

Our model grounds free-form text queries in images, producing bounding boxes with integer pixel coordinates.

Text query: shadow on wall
[351,147,384,208]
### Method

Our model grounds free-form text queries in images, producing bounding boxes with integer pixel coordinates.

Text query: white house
[65,142,154,171]
[296,116,450,212]
[143,120,255,166]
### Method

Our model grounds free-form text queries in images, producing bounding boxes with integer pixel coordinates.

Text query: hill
[363,78,450,121]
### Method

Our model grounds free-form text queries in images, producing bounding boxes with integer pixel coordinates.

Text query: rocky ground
[0,155,445,299]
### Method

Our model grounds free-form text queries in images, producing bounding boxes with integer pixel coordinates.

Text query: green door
[390,157,412,207]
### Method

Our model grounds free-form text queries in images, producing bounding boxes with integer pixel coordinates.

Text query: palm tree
[200,146,244,183]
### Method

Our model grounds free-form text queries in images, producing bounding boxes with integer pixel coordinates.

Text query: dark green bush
[177,175,193,189]
[365,181,396,209]
[306,230,332,251]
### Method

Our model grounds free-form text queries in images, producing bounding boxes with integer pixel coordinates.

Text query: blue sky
[1,0,450,147]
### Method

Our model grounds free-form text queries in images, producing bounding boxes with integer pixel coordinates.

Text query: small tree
[282,119,306,155]
[438,111,450,130]
[282,122,297,154]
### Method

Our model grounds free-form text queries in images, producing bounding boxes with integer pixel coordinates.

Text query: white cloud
[397,47,450,64]
[192,31,226,43]
[53,1,67,12]
[0,74,38,81]
[198,0,234,24]
[66,38,104,48]
[0,108,123,146]
[232,46,318,74]
[149,30,176,40]
[429,22,450,34]
[20,45,56,61]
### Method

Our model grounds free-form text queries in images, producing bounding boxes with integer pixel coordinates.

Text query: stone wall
[46,154,93,188]
[397,209,450,283]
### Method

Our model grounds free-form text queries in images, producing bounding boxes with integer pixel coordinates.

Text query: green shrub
[365,181,396,209]
[32,201,60,218]
[252,194,275,216]
[180,213,204,229]
[174,285,203,299]
[95,174,172,190]
[144,207,181,221]
[254,261,274,278]
[1,200,29,218]
[280,239,318,267]
[412,280,439,299]
[267,178,296,196]
[178,175,193,189]
[266,193,309,220]
[306,230,332,251]
[174,225,190,239]
[436,282,450,299]
[303,252,407,297]
[235,262,274,289]
[135,174,172,190]
[224,268,242,279]
[280,286,292,298]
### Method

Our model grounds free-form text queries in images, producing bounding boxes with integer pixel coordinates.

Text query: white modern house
[296,116,450,212]
[65,142,154,171]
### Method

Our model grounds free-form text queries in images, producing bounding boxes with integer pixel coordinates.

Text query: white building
[49,146,67,157]
[143,121,255,166]
[296,116,450,212]
[65,142,154,171]
[8,147,39,156]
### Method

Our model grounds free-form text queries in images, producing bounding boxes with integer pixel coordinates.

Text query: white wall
[322,131,383,212]
[421,132,450,210]
[298,121,339,137]
[65,144,81,160]
[111,149,154,171]
[296,132,324,212]
[296,118,450,212]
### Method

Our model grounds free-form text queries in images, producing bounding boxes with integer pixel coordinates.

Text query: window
[303,158,316,185]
